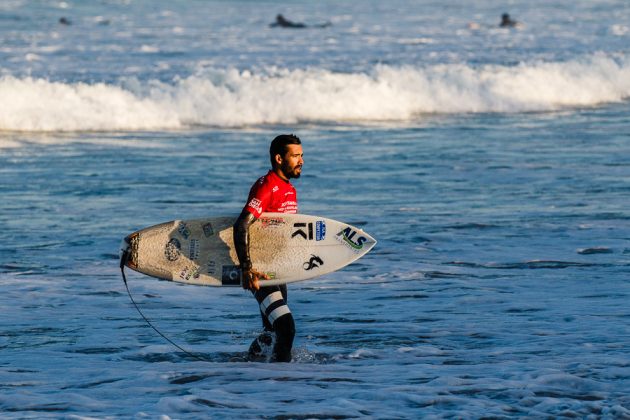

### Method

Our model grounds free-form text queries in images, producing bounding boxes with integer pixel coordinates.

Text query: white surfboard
[120,213,376,286]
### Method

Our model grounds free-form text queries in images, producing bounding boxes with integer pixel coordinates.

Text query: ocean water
[1,0,629,418]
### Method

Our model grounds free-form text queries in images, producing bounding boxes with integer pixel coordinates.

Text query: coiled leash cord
[119,248,208,362]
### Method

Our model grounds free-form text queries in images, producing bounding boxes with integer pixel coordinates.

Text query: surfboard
[120,213,376,286]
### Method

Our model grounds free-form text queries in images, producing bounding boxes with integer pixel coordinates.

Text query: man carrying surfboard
[233,134,303,362]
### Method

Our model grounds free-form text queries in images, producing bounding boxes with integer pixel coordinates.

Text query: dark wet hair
[270,134,301,167]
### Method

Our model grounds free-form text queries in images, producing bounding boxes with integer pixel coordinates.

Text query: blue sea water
[1,0,630,418]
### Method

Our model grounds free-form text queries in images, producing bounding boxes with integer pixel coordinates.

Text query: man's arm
[233,210,269,290]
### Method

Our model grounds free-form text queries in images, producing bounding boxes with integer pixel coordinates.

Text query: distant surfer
[500,13,519,28]
[233,134,303,362]
[271,14,306,28]
[270,14,331,29]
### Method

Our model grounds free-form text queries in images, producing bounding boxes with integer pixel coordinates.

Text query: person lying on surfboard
[270,14,306,28]
[233,134,304,362]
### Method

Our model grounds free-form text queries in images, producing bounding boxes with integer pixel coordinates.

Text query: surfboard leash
[119,248,209,362]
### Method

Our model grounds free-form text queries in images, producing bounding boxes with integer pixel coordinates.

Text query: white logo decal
[248,197,263,213]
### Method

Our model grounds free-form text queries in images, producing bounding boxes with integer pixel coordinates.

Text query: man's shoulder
[249,172,276,196]
[253,171,273,188]
[254,171,288,188]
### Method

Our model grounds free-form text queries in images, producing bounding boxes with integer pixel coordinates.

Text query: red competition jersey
[244,170,298,218]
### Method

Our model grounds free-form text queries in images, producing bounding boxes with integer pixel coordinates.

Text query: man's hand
[242,268,270,291]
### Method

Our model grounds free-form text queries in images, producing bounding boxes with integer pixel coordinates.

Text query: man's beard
[282,162,302,179]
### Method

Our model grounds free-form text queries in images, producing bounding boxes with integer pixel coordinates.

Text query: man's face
[279,144,304,179]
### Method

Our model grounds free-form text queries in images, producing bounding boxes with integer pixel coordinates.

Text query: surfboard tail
[119,233,139,270]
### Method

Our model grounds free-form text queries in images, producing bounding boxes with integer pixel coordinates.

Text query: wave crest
[1,54,629,131]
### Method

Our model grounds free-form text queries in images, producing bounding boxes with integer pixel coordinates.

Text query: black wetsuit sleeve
[233,210,257,270]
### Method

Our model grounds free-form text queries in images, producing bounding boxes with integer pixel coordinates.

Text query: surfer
[269,14,330,29]
[233,134,303,362]
[270,14,306,28]
[499,13,519,28]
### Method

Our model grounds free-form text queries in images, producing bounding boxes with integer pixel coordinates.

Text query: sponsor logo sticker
[207,260,216,275]
[335,227,367,252]
[164,238,181,262]
[177,222,191,239]
[303,254,324,271]
[202,222,214,237]
[316,221,326,241]
[179,265,200,281]
[222,265,241,286]
[292,223,308,239]
[188,239,199,260]
[260,217,286,228]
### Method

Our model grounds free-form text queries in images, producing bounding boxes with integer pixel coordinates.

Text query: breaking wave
[1,54,629,131]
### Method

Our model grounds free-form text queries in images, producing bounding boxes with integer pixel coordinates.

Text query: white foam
[0,76,181,131]
[611,24,629,36]
[1,54,629,132]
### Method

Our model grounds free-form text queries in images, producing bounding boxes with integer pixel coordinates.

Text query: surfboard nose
[364,230,377,248]
[359,230,377,254]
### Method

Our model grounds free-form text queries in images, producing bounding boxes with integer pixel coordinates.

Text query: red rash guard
[245,170,298,218]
